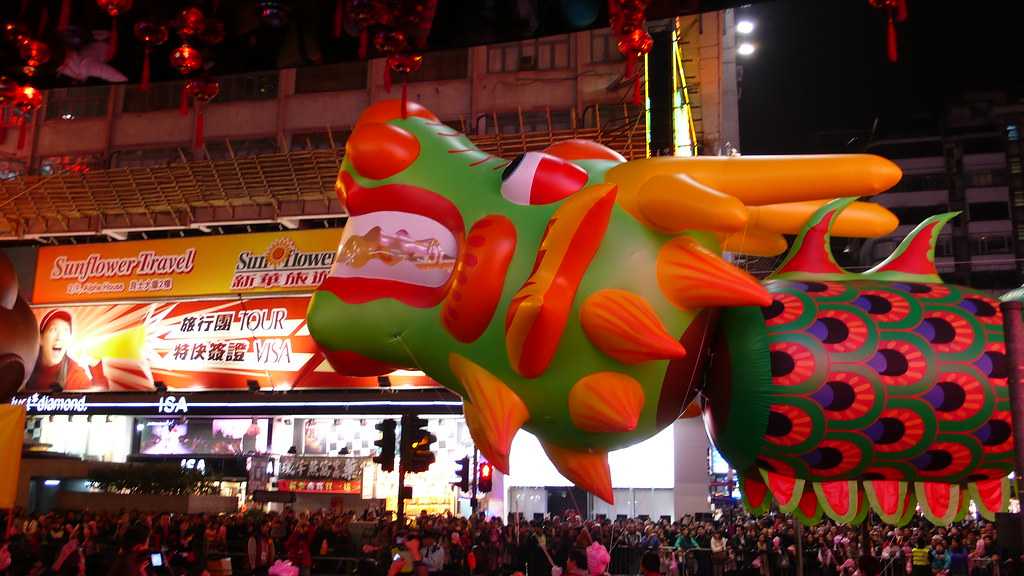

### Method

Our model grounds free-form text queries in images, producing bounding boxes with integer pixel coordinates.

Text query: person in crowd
[247,522,275,576]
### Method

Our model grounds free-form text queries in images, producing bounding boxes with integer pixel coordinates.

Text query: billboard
[136,418,270,455]
[33,229,342,304]
[22,296,436,392]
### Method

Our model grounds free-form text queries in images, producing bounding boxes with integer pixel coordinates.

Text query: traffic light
[453,456,470,492]
[401,414,436,473]
[373,419,397,472]
[478,461,493,493]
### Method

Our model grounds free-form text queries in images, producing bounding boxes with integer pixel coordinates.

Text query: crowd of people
[0,506,1016,576]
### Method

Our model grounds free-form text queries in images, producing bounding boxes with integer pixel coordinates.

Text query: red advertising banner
[276,479,362,495]
[22,297,436,393]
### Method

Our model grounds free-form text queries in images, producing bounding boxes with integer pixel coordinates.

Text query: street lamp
[736,20,755,34]
[737,42,757,56]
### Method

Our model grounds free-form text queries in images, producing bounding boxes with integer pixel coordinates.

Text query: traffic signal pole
[397,457,407,522]
[471,448,479,513]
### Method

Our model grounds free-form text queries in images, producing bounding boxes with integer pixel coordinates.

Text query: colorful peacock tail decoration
[309,99,1017,525]
[707,199,1014,526]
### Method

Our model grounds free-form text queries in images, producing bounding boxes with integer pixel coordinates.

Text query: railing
[0,106,646,239]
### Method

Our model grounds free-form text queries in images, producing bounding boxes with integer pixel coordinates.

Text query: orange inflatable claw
[722,230,789,257]
[657,236,772,309]
[569,372,645,433]
[543,442,614,504]
[449,353,530,474]
[544,139,626,163]
[580,289,685,364]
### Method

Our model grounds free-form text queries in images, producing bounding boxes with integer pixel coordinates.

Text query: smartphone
[150,553,164,568]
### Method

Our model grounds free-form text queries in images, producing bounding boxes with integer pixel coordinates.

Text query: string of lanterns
[608,0,652,106]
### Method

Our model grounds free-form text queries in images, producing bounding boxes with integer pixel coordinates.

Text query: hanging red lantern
[133,21,168,92]
[347,0,377,59]
[18,40,50,77]
[97,0,133,60]
[387,53,422,118]
[12,85,41,150]
[608,0,651,105]
[183,77,219,149]
[868,0,907,62]
[176,7,207,39]
[170,43,203,75]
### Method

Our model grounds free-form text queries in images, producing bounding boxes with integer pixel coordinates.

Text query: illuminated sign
[33,229,342,304]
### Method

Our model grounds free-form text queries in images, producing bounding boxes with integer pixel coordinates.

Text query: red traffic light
[478,461,493,493]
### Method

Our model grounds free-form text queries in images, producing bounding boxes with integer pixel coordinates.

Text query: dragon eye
[500,151,588,205]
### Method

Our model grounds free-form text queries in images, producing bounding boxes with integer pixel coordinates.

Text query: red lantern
[97,0,132,17]
[18,40,50,77]
[183,77,219,149]
[12,85,42,150]
[97,0,132,60]
[374,29,407,56]
[347,0,377,58]
[176,7,206,39]
[608,0,650,105]
[868,0,907,62]
[134,21,168,91]
[170,43,203,75]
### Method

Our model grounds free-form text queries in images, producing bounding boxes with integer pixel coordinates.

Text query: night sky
[738,0,1024,154]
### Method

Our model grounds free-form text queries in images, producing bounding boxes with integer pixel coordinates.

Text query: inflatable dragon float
[307,100,1016,526]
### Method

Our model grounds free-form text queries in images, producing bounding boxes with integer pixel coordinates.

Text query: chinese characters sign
[278,455,367,480]
[277,456,366,494]
[33,229,342,304]
[22,297,435,392]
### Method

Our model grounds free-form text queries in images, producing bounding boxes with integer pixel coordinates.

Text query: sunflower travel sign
[34,229,342,304]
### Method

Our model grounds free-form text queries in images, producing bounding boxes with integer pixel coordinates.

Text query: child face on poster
[40,317,72,367]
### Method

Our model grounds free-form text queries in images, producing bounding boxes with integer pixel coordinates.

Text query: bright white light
[44,479,61,487]
[737,42,757,56]
[736,20,755,34]
[61,113,75,120]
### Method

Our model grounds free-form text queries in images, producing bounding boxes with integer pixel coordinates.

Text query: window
[483,108,573,135]
[289,130,349,151]
[589,29,624,64]
[215,72,279,103]
[970,269,1019,290]
[295,61,368,94]
[969,201,1010,222]
[123,81,186,113]
[970,234,1011,255]
[888,205,950,224]
[581,103,642,129]
[110,147,188,169]
[890,173,948,193]
[45,85,110,120]
[966,169,1008,188]
[405,49,469,82]
[38,154,106,175]
[487,36,571,73]
[203,137,279,160]
[1008,124,1020,142]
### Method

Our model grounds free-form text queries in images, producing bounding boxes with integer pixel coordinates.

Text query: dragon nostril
[347,123,420,180]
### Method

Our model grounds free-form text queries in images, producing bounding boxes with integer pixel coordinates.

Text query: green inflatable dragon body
[307,100,1013,525]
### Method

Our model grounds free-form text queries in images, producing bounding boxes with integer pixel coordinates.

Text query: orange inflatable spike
[449,353,530,474]
[657,236,772,309]
[747,200,899,238]
[543,442,614,504]
[568,372,646,433]
[580,289,686,364]
[722,230,788,257]
[635,173,749,234]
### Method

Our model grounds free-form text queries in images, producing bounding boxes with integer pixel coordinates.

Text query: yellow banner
[0,405,26,508]
[33,229,343,304]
